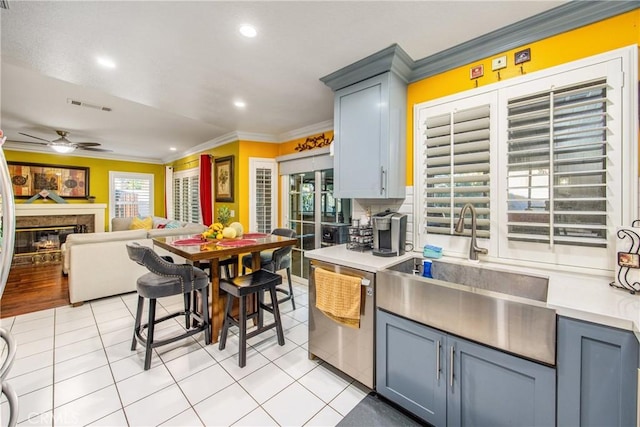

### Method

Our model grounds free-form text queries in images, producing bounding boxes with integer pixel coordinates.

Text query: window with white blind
[506,79,608,247]
[173,168,200,223]
[417,92,497,255]
[250,158,277,233]
[109,172,154,221]
[416,47,637,271]
[424,104,492,238]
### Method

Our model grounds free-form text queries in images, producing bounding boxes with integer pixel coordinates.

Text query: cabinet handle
[449,345,455,389]
[380,167,385,195]
[436,340,441,381]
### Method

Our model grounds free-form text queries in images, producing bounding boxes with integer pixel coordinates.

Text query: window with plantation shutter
[172,168,200,223]
[250,158,277,233]
[424,104,491,238]
[506,79,608,247]
[109,172,154,221]
[416,47,636,271]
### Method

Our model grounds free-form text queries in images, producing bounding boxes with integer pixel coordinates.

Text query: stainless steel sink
[387,257,549,302]
[378,257,556,365]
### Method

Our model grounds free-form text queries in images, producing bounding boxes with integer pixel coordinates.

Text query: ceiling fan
[17,130,111,154]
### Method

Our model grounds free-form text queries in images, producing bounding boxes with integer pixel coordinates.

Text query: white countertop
[305,245,640,335]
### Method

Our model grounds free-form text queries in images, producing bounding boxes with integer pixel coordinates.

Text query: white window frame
[416,92,499,257]
[109,171,154,228]
[414,46,637,272]
[172,167,201,224]
[249,158,277,232]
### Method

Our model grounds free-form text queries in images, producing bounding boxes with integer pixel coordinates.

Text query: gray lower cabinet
[557,316,639,427]
[376,309,556,426]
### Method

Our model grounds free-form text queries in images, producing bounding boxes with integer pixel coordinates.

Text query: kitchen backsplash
[352,186,414,249]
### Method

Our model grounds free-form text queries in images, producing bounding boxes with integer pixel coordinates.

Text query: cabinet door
[334,74,387,198]
[557,317,639,427]
[376,309,447,426]
[447,337,556,427]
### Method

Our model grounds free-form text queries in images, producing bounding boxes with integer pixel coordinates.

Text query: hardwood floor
[0,262,69,318]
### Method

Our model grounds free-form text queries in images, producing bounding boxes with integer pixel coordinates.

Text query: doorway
[285,169,351,280]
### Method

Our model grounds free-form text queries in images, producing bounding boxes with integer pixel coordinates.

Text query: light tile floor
[0,282,369,426]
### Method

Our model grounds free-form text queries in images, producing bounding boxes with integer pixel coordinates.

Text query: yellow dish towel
[315,267,362,329]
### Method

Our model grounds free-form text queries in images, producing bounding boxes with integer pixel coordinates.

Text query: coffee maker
[372,210,407,257]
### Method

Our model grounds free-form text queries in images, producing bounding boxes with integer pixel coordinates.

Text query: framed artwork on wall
[214,155,234,202]
[8,161,89,199]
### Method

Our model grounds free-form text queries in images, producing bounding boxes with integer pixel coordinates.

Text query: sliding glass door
[286,169,350,280]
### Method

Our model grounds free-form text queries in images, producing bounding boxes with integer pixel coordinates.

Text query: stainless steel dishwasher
[308,260,375,388]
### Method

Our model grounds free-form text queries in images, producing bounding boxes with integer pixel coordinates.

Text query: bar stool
[218,269,285,367]
[241,228,297,310]
[126,242,211,370]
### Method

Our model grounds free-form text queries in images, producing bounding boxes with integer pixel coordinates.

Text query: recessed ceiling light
[169,147,177,152]
[96,56,116,69]
[234,100,246,108]
[239,24,257,38]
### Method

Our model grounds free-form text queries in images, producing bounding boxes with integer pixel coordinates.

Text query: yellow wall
[5,150,165,229]
[406,9,640,185]
[168,142,240,226]
[168,132,333,230]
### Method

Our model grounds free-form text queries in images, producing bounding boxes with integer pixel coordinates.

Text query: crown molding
[320,44,414,91]
[4,141,163,164]
[410,1,640,82]
[278,119,333,142]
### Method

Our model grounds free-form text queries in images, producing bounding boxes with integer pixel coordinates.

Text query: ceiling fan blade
[19,132,52,143]
[8,139,49,146]
[75,142,102,147]
[79,147,112,152]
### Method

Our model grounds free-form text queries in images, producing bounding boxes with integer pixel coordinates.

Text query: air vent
[0,0,9,10]
[67,98,112,112]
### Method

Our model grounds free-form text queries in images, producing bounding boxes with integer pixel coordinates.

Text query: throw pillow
[156,223,167,229]
[129,216,153,230]
[164,220,181,229]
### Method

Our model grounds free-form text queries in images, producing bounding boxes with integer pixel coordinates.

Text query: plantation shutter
[111,173,153,218]
[255,167,273,233]
[173,171,200,223]
[506,79,608,247]
[424,105,491,237]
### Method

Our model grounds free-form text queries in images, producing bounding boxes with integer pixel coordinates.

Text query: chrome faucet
[454,203,488,261]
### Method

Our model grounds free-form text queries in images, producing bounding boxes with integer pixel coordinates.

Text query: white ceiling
[0,1,565,163]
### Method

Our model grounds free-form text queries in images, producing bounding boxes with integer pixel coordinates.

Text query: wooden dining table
[152,233,297,343]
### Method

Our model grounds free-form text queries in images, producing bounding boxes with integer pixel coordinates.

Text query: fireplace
[14,224,87,265]
[13,204,106,266]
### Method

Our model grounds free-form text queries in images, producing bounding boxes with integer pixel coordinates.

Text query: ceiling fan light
[50,143,76,154]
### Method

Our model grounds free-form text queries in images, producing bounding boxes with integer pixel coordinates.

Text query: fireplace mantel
[15,204,107,232]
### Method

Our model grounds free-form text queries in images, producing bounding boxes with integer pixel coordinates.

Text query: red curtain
[199,154,213,225]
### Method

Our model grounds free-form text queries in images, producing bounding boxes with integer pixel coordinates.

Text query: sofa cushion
[111,217,132,232]
[147,224,206,238]
[66,229,148,246]
[130,216,153,230]
[164,220,181,229]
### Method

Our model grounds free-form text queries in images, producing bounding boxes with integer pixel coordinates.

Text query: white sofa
[63,217,206,305]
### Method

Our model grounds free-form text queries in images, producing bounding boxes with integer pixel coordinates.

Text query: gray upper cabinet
[332,72,406,199]
[557,316,639,427]
[321,45,412,199]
